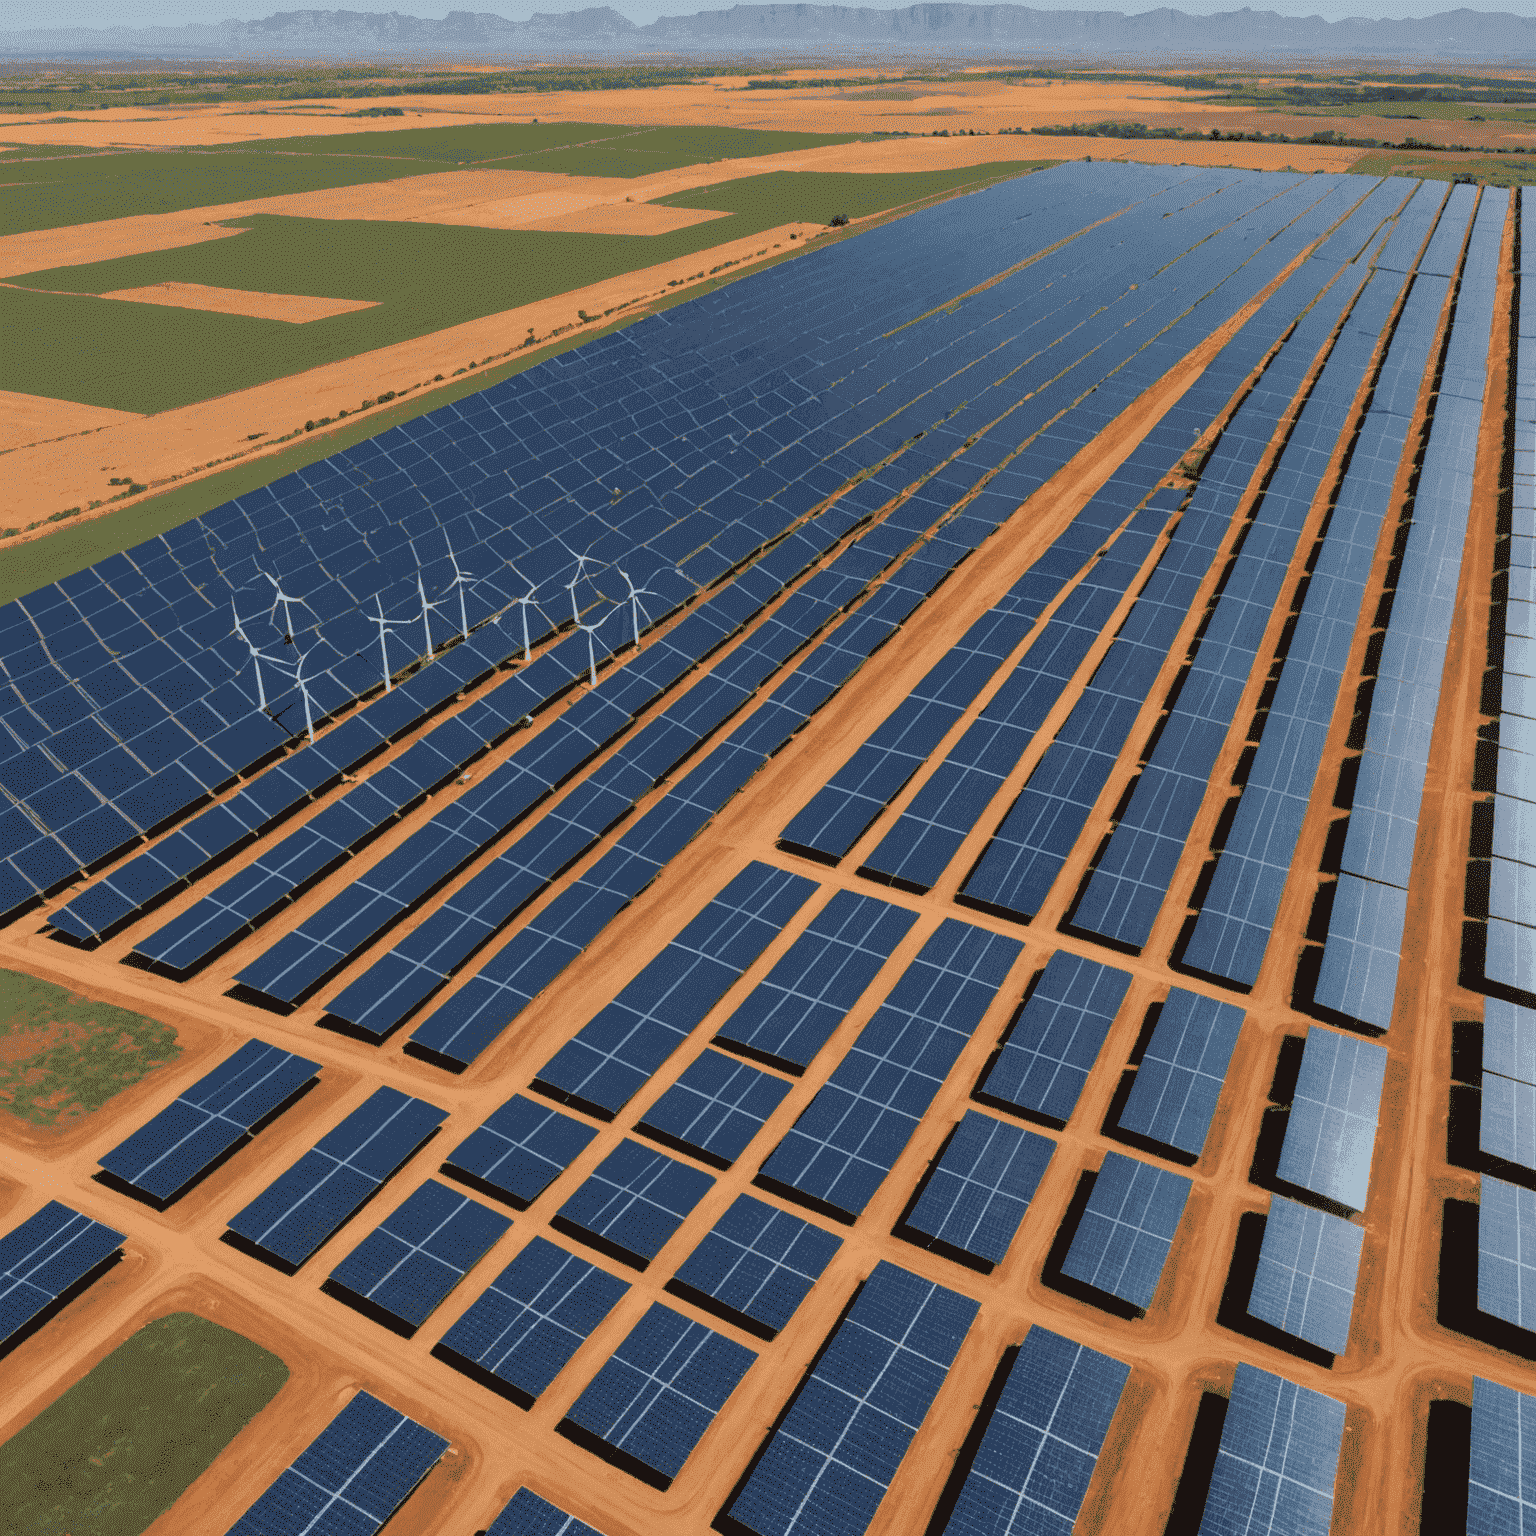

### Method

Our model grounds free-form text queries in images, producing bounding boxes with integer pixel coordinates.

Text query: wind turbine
[366,596,404,692]
[232,602,291,712]
[576,618,604,688]
[417,572,450,660]
[504,579,539,663]
[617,568,657,649]
[563,547,601,627]
[446,545,473,641]
[291,642,319,743]
[261,571,314,643]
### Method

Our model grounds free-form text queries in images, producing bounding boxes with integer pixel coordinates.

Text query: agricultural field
[2,60,1536,1536]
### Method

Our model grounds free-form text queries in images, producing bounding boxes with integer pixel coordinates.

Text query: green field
[3,161,1046,414]
[0,1312,288,1536]
[0,967,179,1127]
[0,121,870,235]
[1349,148,1536,186]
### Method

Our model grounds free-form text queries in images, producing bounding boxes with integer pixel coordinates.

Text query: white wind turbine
[446,545,473,641]
[366,595,406,692]
[261,571,314,643]
[617,567,657,649]
[232,602,292,712]
[291,641,320,743]
[416,572,450,660]
[576,617,605,688]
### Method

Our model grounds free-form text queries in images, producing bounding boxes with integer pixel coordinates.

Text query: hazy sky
[20,0,1536,29]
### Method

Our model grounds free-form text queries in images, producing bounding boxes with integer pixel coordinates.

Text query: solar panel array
[1247,1196,1363,1355]
[98,1037,319,1206]
[0,1200,124,1352]
[1275,1027,1387,1212]
[725,1262,979,1536]
[1195,1364,1346,1536]
[939,1325,1130,1536]
[8,162,1521,1536]
[1470,1376,1536,1536]
[226,1390,447,1536]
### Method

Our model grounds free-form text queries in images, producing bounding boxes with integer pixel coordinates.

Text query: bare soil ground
[97,281,380,323]
[0,388,140,452]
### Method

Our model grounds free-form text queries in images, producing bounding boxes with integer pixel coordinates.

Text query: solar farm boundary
[322,178,1399,1069]
[1297,186,1509,1035]
[1052,196,1428,958]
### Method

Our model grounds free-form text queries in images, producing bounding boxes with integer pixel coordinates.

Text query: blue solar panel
[1479,1173,1536,1332]
[434,1235,629,1405]
[325,1179,510,1334]
[529,861,817,1112]
[760,919,1021,1219]
[554,1140,714,1269]
[714,888,918,1072]
[638,1049,792,1168]
[669,1194,840,1338]
[0,1200,124,1351]
[726,1261,979,1536]
[1195,1364,1345,1536]
[939,1325,1129,1536]
[1061,1151,1191,1311]
[486,1488,605,1536]
[226,1390,447,1536]
[226,1087,447,1270]
[560,1302,756,1488]
[1275,1027,1386,1212]
[904,1111,1055,1268]
[977,950,1132,1125]
[98,1038,319,1206]
[440,1094,597,1209]
[1470,1376,1536,1536]
[1312,874,1408,1030]
[1247,1196,1362,1355]
[1116,989,1245,1157]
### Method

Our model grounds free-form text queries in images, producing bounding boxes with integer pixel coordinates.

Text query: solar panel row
[554,1138,715,1270]
[1479,1172,1536,1332]
[1072,204,1421,952]
[759,918,1021,1220]
[487,1487,605,1536]
[1184,180,1455,988]
[1061,1150,1193,1311]
[1275,1027,1387,1212]
[0,1199,124,1354]
[1319,186,1510,1025]
[1482,999,1536,1169]
[530,860,816,1109]
[1469,1375,1536,1536]
[226,1086,446,1271]
[1248,1195,1363,1355]
[98,1037,320,1206]
[726,1261,979,1536]
[957,199,1405,925]
[226,1389,447,1536]
[441,1093,598,1209]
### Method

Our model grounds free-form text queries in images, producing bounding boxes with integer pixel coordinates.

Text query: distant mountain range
[2,5,1531,62]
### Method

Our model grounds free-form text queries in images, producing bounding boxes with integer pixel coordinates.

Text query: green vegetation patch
[0,967,179,1127]
[497,124,866,177]
[208,117,631,163]
[0,148,445,237]
[0,1311,288,1536]
[1349,148,1536,186]
[5,161,1043,414]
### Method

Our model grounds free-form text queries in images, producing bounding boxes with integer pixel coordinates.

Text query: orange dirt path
[97,281,380,323]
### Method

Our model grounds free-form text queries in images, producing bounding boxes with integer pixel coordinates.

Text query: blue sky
[16,1,1534,28]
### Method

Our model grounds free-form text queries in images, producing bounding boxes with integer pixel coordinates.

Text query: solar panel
[977,950,1133,1125]
[530,861,817,1114]
[1247,1196,1363,1355]
[1060,1152,1191,1311]
[226,1390,447,1536]
[1479,1173,1536,1332]
[1469,1376,1536,1536]
[759,919,1021,1219]
[938,1325,1129,1536]
[1275,1027,1387,1212]
[668,1194,841,1339]
[324,1178,510,1335]
[486,1488,606,1536]
[433,1235,629,1406]
[226,1087,447,1272]
[98,1038,320,1207]
[726,1261,979,1536]
[559,1301,756,1489]
[713,888,919,1073]
[903,1111,1055,1268]
[1195,1364,1345,1536]
[1484,999,1536,1086]
[0,1200,124,1353]
[1116,989,1245,1158]
[440,1094,597,1209]
[637,1049,792,1168]
[554,1140,714,1269]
